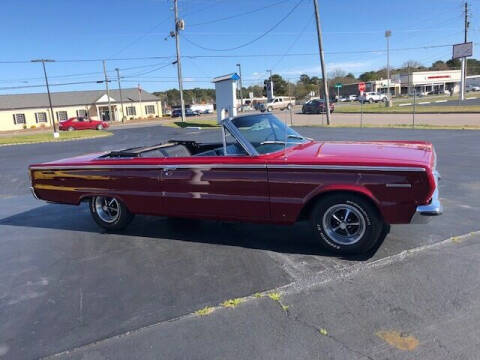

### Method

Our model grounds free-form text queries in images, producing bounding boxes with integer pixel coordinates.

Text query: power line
[0,42,475,65]
[270,13,314,71]
[188,0,294,27]
[181,0,305,51]
[122,62,174,78]
[0,80,110,91]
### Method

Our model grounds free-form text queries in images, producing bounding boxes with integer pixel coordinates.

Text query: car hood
[271,140,435,169]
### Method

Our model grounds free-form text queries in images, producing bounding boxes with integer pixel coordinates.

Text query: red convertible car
[58,117,109,131]
[29,113,442,254]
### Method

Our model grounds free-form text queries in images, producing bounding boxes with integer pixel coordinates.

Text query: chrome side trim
[267,165,426,172]
[29,164,426,172]
[29,186,39,200]
[386,183,412,188]
[411,171,443,224]
[29,164,267,170]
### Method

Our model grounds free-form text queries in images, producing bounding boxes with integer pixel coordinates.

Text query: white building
[392,69,461,95]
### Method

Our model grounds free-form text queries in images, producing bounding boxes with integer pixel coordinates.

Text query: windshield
[230,114,308,154]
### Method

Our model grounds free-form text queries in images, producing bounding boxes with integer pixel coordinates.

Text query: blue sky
[0,0,478,94]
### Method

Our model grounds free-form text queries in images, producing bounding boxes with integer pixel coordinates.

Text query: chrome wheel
[94,196,120,223]
[322,204,366,245]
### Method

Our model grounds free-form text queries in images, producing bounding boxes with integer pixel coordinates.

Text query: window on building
[13,113,26,125]
[76,109,88,118]
[145,105,155,115]
[56,111,68,122]
[126,106,136,116]
[35,112,47,123]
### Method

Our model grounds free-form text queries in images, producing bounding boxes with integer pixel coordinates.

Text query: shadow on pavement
[0,202,385,261]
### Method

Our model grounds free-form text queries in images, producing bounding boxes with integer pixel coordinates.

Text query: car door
[160,157,269,221]
[159,133,270,221]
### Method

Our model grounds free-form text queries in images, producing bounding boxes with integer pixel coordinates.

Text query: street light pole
[312,0,331,125]
[236,64,244,110]
[115,68,125,123]
[31,59,58,137]
[385,30,392,99]
[173,0,186,122]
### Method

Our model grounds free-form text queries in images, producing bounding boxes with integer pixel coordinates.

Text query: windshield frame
[221,114,308,156]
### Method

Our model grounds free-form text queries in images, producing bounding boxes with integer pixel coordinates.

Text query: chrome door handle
[162,167,176,176]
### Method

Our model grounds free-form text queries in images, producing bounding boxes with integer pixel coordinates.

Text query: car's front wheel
[89,196,134,231]
[67,126,74,131]
[96,124,103,130]
[310,193,383,254]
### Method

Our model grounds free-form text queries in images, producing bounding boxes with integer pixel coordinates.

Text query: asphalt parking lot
[1,124,479,359]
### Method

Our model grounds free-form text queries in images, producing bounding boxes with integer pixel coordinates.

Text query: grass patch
[301,123,480,130]
[0,130,112,146]
[221,298,244,309]
[268,292,281,301]
[195,306,215,316]
[161,118,219,128]
[318,328,328,336]
[335,103,480,114]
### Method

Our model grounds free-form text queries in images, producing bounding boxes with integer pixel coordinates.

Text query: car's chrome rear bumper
[411,171,443,224]
[29,186,39,200]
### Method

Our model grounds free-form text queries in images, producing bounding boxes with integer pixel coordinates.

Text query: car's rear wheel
[267,106,273,112]
[89,196,134,231]
[368,98,374,104]
[67,126,74,131]
[310,193,383,254]
[96,124,103,130]
[287,103,292,110]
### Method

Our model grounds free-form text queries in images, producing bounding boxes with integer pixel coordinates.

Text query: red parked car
[29,113,442,255]
[58,117,109,131]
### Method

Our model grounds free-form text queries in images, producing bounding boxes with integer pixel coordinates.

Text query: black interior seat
[159,144,191,157]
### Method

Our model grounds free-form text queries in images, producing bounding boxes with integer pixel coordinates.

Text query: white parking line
[418,102,431,105]
[398,103,412,107]
[465,97,477,100]
[435,100,448,103]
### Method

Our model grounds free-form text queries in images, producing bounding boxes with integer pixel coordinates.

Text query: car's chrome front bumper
[411,171,443,224]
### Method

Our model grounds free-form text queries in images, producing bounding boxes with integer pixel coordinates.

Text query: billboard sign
[453,42,473,59]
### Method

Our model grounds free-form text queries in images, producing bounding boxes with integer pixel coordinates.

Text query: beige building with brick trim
[0,88,162,131]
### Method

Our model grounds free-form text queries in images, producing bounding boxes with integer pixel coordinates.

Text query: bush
[40,124,46,128]
[23,125,27,129]
[30,125,36,129]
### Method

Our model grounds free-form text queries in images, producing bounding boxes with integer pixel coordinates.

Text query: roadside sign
[334,83,342,88]
[453,42,473,59]
[358,82,366,92]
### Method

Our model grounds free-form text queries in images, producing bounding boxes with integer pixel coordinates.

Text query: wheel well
[297,190,383,222]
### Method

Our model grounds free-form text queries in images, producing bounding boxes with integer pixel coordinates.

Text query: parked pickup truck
[260,97,295,112]
[359,92,388,104]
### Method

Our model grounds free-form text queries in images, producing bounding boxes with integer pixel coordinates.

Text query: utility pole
[31,59,58,137]
[385,30,392,105]
[173,0,186,122]
[115,68,125,123]
[102,60,114,121]
[460,1,469,101]
[236,64,244,110]
[312,0,331,125]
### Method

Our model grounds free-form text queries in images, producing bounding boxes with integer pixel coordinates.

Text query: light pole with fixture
[385,30,392,105]
[236,64,244,110]
[31,59,58,137]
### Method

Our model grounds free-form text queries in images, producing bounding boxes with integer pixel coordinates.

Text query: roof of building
[212,73,240,83]
[0,88,159,111]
